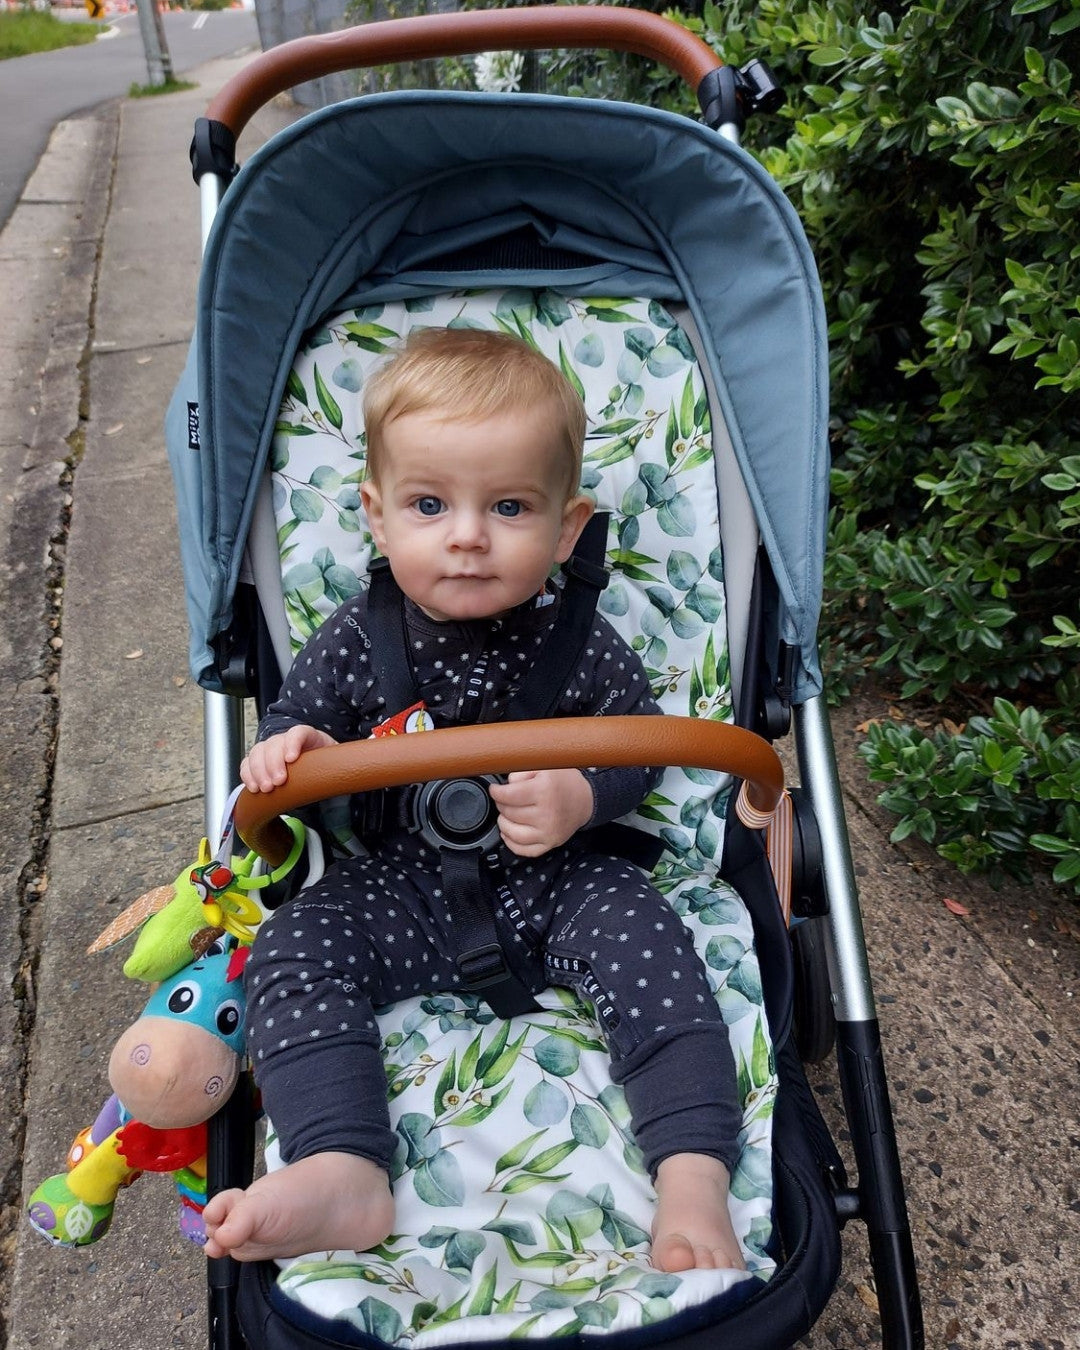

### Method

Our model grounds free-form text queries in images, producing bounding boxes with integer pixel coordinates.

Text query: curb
[0,101,119,1337]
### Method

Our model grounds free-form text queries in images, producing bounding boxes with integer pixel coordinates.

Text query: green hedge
[532,0,1080,892]
[698,0,1080,892]
[354,0,1080,894]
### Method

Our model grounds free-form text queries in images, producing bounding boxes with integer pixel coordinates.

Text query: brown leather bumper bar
[234,715,783,866]
[207,6,722,138]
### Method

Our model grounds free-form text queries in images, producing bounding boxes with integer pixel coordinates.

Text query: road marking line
[192,11,209,29]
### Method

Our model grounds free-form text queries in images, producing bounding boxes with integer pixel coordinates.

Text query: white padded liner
[249,291,778,1344]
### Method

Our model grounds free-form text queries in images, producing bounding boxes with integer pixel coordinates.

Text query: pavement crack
[0,103,120,1338]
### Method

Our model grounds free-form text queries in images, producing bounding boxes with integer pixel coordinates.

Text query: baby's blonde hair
[363,327,586,498]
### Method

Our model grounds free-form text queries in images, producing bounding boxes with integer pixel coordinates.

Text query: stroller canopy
[168,90,829,701]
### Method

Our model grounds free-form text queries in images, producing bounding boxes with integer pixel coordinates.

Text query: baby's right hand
[240,725,338,793]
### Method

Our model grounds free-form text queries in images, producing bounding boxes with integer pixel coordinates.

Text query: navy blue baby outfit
[244,586,742,1180]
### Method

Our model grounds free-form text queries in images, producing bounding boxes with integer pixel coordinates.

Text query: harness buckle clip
[457,943,512,990]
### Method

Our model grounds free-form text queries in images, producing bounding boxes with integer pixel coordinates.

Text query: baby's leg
[203,1152,393,1262]
[544,857,746,1273]
[651,1153,746,1272]
[222,862,461,1262]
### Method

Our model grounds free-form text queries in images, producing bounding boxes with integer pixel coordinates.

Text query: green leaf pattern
[268,291,777,1340]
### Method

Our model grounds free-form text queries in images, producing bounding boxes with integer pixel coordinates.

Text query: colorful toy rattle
[26,811,315,1248]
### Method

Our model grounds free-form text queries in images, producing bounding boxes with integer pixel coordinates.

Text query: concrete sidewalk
[0,49,1077,1350]
[0,57,298,1349]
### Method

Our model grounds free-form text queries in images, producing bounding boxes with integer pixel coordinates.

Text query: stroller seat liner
[256,291,779,1343]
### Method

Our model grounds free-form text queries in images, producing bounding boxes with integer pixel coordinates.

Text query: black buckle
[563,554,610,591]
[457,943,511,989]
[190,117,239,185]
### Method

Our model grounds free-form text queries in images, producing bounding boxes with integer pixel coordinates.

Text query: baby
[203,327,746,1275]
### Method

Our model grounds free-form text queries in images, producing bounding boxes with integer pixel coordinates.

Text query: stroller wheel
[791,917,836,1063]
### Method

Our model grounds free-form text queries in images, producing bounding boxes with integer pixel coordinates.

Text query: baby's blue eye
[415,496,444,516]
[494,500,523,518]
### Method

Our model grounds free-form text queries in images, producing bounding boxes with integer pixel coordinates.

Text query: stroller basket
[160,8,923,1350]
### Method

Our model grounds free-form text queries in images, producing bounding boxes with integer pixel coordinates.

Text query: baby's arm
[241,724,338,794]
[242,596,380,793]
[576,618,664,827]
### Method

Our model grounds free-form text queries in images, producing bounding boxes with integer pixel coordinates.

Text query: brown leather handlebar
[234,715,783,865]
[207,7,722,138]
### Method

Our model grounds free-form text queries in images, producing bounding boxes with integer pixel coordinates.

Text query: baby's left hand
[489,769,594,858]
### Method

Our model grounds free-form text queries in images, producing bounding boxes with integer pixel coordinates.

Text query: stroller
[167,7,922,1348]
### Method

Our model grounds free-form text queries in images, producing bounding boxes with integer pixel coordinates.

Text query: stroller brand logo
[187,402,200,450]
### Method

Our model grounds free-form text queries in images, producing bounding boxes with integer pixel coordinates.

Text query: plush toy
[94,816,306,983]
[27,939,248,1247]
[26,816,314,1249]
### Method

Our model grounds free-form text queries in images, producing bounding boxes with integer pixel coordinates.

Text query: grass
[128,77,197,97]
[0,8,101,61]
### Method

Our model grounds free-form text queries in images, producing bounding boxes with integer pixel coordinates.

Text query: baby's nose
[448,511,488,549]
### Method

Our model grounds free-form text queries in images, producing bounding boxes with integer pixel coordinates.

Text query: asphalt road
[0,7,260,228]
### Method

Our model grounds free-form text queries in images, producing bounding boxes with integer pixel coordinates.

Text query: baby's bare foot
[202,1152,393,1262]
[650,1153,747,1273]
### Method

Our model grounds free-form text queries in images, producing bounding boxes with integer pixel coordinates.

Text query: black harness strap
[366,555,421,717]
[500,512,665,873]
[582,821,664,873]
[504,510,610,723]
[441,850,539,1018]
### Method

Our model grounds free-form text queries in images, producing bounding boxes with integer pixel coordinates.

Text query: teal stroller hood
[167,89,829,704]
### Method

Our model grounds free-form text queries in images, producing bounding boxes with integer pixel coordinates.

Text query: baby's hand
[240,726,338,793]
[489,769,594,858]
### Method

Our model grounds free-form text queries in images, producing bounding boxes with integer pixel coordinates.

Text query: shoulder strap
[503,510,611,723]
[365,557,420,714]
[507,511,666,871]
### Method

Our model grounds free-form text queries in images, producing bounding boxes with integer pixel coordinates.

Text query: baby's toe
[650,1232,699,1273]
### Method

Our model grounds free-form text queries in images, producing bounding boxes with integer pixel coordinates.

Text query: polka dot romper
[244,586,742,1179]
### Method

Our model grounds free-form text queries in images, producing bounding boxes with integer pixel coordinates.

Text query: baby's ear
[555,495,595,563]
[360,481,387,553]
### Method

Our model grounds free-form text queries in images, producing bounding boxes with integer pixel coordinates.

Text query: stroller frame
[185,9,922,1349]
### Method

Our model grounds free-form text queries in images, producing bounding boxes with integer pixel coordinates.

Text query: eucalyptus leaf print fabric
[266,290,778,1342]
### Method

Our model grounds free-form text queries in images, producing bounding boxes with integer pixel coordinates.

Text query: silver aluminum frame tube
[204,690,245,839]
[794,693,878,1023]
[199,170,247,839]
[200,171,224,250]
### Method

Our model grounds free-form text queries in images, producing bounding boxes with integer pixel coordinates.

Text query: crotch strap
[441,849,539,1018]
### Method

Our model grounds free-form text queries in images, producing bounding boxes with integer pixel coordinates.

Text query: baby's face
[360,403,592,624]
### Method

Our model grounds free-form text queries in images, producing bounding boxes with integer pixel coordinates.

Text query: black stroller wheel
[792,917,836,1064]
